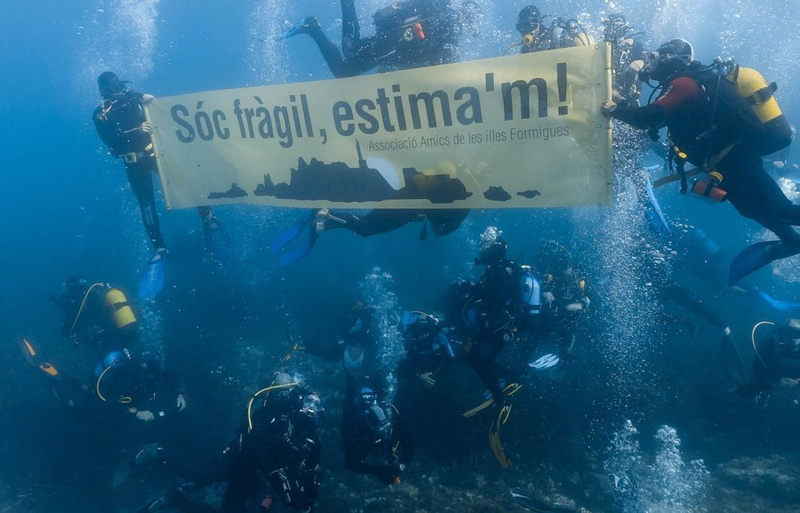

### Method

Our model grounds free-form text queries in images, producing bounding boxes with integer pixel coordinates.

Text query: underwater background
[1,0,800,511]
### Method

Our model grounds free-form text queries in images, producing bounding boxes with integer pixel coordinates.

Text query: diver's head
[401,311,442,342]
[603,13,628,41]
[97,71,127,99]
[94,348,132,377]
[645,38,694,83]
[62,275,89,300]
[516,5,542,36]
[295,390,323,422]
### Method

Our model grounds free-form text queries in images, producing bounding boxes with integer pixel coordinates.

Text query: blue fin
[728,241,783,285]
[510,491,578,512]
[206,225,234,266]
[278,232,318,266]
[279,17,320,40]
[643,177,670,236]
[139,258,165,299]
[271,218,309,254]
[758,290,800,313]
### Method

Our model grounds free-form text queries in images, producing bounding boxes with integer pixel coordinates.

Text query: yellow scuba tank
[726,65,793,155]
[104,288,137,329]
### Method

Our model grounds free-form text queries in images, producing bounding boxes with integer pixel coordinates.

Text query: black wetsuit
[342,379,411,484]
[321,208,469,238]
[738,325,800,398]
[539,270,588,356]
[93,89,213,250]
[398,327,455,381]
[96,357,184,417]
[176,394,321,513]
[306,0,460,78]
[452,260,529,404]
[339,304,377,379]
[609,65,800,245]
[299,0,469,239]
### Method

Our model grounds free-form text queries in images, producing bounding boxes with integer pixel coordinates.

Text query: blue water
[2,1,800,512]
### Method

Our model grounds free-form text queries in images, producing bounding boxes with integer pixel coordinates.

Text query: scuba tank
[373,1,438,46]
[724,63,793,156]
[104,288,137,329]
[551,18,593,48]
[520,266,542,316]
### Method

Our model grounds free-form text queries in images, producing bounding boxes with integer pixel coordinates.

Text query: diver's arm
[608,103,666,129]
[93,109,125,157]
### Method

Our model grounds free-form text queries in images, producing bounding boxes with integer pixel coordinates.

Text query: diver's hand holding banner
[146,44,612,210]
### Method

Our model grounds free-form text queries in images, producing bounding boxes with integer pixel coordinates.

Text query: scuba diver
[735,319,800,407]
[601,39,796,284]
[454,228,535,412]
[95,348,187,422]
[50,275,138,357]
[283,0,472,77]
[17,336,186,423]
[342,376,411,484]
[510,5,591,55]
[397,310,457,389]
[274,1,474,265]
[337,300,377,379]
[603,13,646,106]
[535,241,590,359]
[92,72,231,295]
[142,382,322,513]
[271,180,471,265]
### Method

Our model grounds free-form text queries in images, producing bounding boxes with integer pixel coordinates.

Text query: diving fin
[17,338,93,413]
[205,223,234,267]
[279,17,320,40]
[642,172,671,236]
[729,240,796,285]
[462,383,522,417]
[139,257,166,299]
[529,353,560,370]
[509,491,578,512]
[17,338,59,379]
[488,422,511,469]
[270,217,310,254]
[278,232,319,266]
[758,290,800,313]
[488,405,513,468]
[462,397,494,417]
[419,220,428,241]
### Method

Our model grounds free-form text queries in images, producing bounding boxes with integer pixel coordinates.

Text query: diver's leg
[126,163,167,250]
[466,347,507,405]
[301,21,350,78]
[722,150,800,246]
[426,209,470,236]
[317,209,420,237]
[343,209,422,237]
[341,0,360,59]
